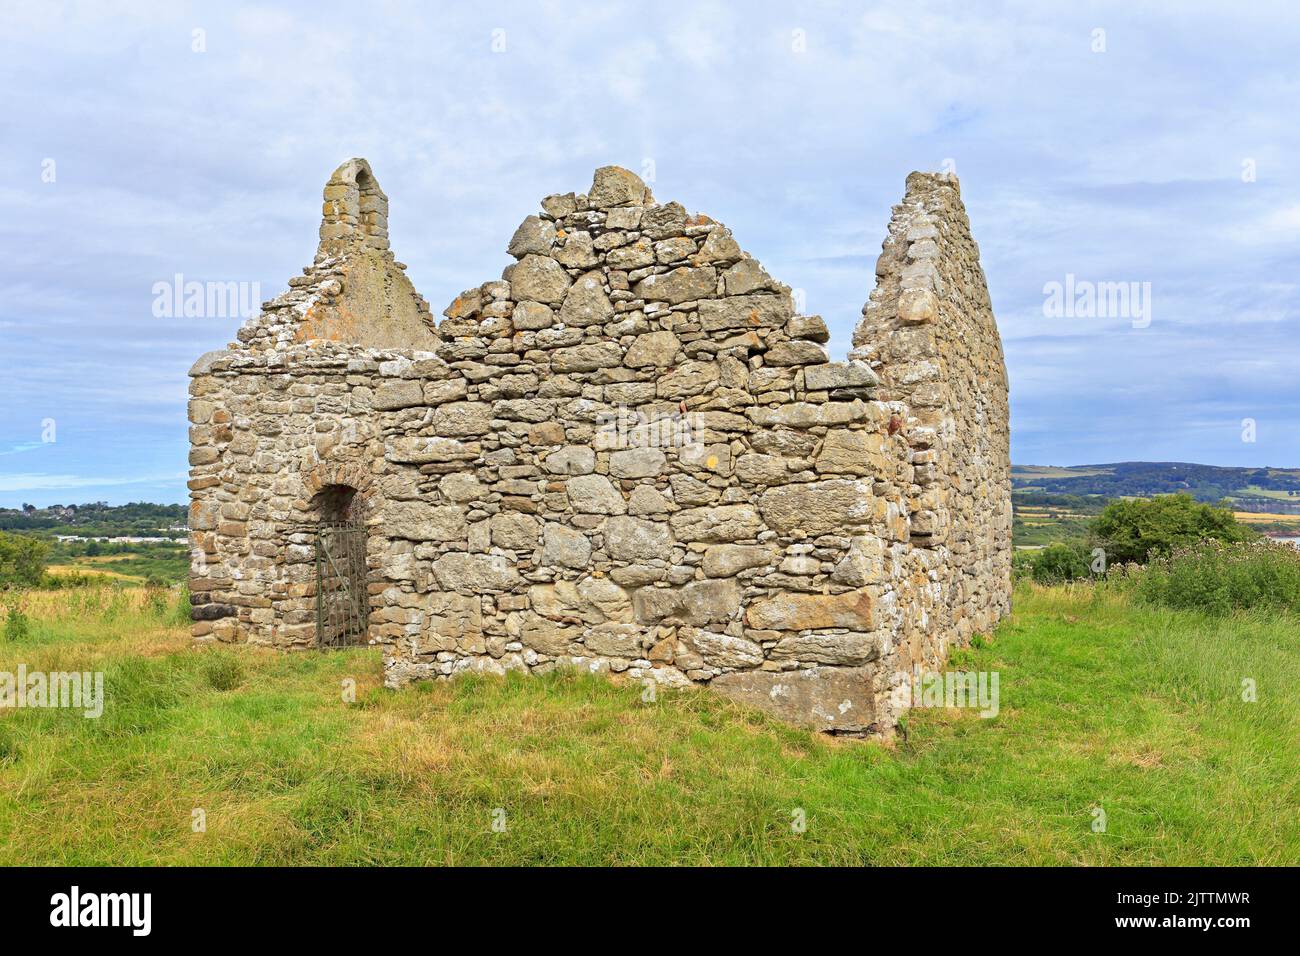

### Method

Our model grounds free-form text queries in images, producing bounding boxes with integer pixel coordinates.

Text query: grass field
[0,584,1295,865]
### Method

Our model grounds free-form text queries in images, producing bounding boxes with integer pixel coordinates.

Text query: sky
[1,0,1297,507]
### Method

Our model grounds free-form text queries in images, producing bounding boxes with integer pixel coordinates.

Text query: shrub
[3,602,31,641]
[1090,493,1253,565]
[1014,542,1095,584]
[1109,538,1300,615]
[144,586,170,617]
[1033,542,1094,583]
[0,531,48,588]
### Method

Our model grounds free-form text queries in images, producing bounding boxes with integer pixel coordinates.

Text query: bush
[143,586,170,617]
[1108,539,1300,615]
[1015,542,1095,584]
[1090,493,1253,565]
[0,531,48,588]
[3,602,31,641]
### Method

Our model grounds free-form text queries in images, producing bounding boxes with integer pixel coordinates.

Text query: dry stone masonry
[187,158,1011,736]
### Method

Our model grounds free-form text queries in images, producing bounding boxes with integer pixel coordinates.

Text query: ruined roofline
[223,158,976,369]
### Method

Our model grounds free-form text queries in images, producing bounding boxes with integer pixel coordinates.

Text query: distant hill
[0,501,188,537]
[1013,462,1300,513]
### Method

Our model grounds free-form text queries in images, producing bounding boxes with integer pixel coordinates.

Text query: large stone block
[558,271,614,326]
[566,474,627,515]
[383,502,467,542]
[669,505,763,543]
[745,588,875,630]
[605,515,672,561]
[698,293,792,331]
[540,523,591,569]
[632,579,741,626]
[710,666,877,734]
[508,254,571,305]
[432,553,521,592]
[768,632,880,666]
[632,266,716,305]
[386,436,477,464]
[757,480,874,536]
[373,380,424,410]
[814,429,889,477]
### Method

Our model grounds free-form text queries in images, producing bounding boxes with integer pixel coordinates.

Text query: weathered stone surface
[490,511,540,550]
[711,667,877,733]
[559,271,614,326]
[512,300,554,330]
[609,447,666,479]
[540,523,591,569]
[589,165,649,208]
[582,622,643,657]
[633,266,717,305]
[432,553,521,591]
[555,232,599,270]
[769,632,880,666]
[384,502,466,542]
[373,380,424,410]
[509,254,571,305]
[702,544,776,577]
[507,215,556,258]
[519,612,580,655]
[566,474,626,514]
[387,436,477,464]
[433,401,493,436]
[633,579,741,626]
[765,341,827,366]
[680,627,763,669]
[814,429,888,477]
[624,330,681,368]
[746,588,875,631]
[605,515,672,561]
[669,505,763,542]
[656,361,719,399]
[804,362,879,391]
[788,314,830,343]
[552,342,623,372]
[544,445,596,475]
[757,480,874,535]
[698,293,792,331]
[439,472,484,503]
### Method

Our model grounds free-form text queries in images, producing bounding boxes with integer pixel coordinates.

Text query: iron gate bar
[315,519,369,649]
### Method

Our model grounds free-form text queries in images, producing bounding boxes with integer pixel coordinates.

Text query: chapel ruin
[187,158,1011,735]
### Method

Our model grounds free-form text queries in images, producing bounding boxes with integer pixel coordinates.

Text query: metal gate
[315,520,369,648]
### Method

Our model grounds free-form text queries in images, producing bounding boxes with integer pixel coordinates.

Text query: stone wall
[187,158,1011,735]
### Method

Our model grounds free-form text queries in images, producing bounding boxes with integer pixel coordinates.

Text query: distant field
[1235,511,1300,527]
[43,548,189,585]
[1237,486,1300,501]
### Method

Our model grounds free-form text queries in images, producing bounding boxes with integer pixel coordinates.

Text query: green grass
[0,584,1295,864]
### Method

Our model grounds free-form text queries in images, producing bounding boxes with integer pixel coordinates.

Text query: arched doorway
[313,484,369,648]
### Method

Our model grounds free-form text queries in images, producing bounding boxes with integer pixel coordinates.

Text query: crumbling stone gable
[187,159,1011,736]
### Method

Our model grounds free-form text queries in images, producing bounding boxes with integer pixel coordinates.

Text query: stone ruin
[187,157,1011,735]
